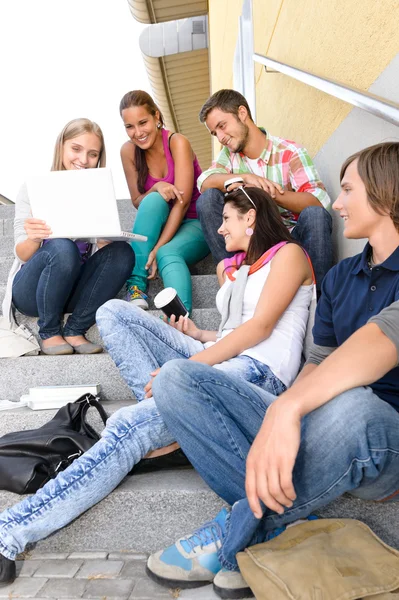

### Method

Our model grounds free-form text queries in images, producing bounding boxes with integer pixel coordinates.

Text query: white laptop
[25,168,147,242]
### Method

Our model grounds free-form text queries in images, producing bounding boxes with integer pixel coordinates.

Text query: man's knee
[298,206,332,233]
[196,188,224,219]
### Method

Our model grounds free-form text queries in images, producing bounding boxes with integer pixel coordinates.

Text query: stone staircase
[0,200,398,555]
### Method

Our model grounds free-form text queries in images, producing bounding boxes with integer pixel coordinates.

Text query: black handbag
[0,394,108,495]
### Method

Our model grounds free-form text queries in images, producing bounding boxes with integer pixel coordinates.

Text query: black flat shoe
[0,553,16,586]
[129,448,192,475]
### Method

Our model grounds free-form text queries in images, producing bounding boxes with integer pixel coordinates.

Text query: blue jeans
[0,303,284,559]
[96,300,286,400]
[12,239,134,339]
[128,192,209,313]
[153,360,399,569]
[197,188,333,291]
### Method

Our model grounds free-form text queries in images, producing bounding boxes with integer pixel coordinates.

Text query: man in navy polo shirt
[147,142,399,599]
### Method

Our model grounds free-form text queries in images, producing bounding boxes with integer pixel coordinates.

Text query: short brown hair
[340,142,399,231]
[199,89,253,123]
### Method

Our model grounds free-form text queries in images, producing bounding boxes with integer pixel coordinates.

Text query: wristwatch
[224,176,244,191]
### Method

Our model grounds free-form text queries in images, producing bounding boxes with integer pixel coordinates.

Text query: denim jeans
[96,300,286,400]
[197,188,333,291]
[153,360,399,569]
[128,192,209,313]
[12,239,134,339]
[0,302,284,559]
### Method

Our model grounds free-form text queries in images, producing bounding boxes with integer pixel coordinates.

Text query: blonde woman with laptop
[2,118,134,355]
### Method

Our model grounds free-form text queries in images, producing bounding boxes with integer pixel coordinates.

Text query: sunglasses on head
[225,185,257,210]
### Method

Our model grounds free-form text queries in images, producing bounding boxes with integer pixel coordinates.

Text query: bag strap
[75,394,109,438]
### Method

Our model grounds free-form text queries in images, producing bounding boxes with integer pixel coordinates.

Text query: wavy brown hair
[224,187,299,265]
[119,90,164,194]
[51,118,106,171]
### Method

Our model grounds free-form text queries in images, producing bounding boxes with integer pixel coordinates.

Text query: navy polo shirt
[313,242,399,410]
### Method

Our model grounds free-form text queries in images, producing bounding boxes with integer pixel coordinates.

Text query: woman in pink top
[120,90,209,313]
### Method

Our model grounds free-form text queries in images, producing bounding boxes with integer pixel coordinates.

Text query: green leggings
[127,192,210,314]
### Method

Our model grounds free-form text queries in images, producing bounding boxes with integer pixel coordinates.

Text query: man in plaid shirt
[197,89,333,292]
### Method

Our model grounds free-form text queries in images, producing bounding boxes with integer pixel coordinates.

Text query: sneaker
[146,507,228,589]
[213,568,253,599]
[125,286,149,309]
[0,553,16,587]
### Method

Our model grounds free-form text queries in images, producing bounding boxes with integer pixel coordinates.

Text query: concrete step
[0,273,219,309]
[16,307,220,346]
[0,205,14,220]
[0,470,224,554]
[0,399,135,438]
[0,257,12,281]
[0,261,216,304]
[0,236,13,256]
[0,396,398,555]
[0,397,225,555]
[0,218,13,236]
[0,354,135,402]
[0,403,397,554]
[0,307,220,402]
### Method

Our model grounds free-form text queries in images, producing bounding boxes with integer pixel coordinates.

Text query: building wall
[208,0,399,258]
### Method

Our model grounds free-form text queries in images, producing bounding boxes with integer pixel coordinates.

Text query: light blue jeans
[153,360,399,569]
[95,300,286,400]
[0,301,284,560]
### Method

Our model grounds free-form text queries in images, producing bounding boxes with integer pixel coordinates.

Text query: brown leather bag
[237,518,399,600]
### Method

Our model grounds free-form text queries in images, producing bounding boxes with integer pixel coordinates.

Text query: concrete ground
[0,550,242,600]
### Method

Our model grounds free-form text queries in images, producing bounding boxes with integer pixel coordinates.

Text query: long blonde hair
[51,118,106,171]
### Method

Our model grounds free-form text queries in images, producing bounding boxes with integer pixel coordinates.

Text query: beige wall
[208,0,399,156]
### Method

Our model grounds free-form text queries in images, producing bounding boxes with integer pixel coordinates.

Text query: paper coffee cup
[154,287,189,319]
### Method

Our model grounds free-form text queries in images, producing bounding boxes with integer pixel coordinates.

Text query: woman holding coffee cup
[120,90,209,314]
[95,187,314,469]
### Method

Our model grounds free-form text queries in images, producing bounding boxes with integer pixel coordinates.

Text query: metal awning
[127,1,212,169]
[128,0,208,24]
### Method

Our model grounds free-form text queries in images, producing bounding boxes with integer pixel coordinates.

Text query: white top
[208,261,313,387]
[245,157,264,177]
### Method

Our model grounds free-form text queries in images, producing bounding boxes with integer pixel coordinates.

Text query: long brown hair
[224,187,299,264]
[119,90,164,194]
[340,142,399,231]
[51,118,106,171]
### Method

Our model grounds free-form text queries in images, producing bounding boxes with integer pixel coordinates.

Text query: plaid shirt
[197,128,331,228]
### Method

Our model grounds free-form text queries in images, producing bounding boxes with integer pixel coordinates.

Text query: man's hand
[144,367,161,398]
[245,398,301,518]
[241,174,284,199]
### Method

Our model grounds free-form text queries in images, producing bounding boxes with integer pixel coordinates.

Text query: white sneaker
[213,568,253,599]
